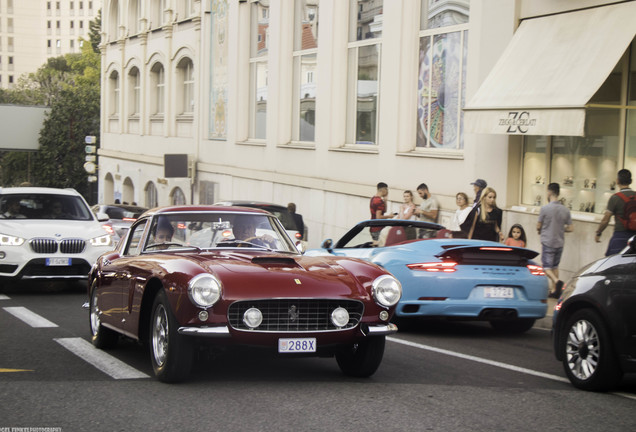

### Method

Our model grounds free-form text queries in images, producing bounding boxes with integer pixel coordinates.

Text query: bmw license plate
[484,287,514,299]
[278,338,316,353]
[46,258,71,266]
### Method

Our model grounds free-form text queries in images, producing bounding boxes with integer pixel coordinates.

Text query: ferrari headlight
[372,275,402,307]
[0,234,25,246]
[188,274,222,308]
[89,234,112,247]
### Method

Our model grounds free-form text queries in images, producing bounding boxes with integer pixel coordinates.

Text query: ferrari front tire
[560,309,622,391]
[336,336,385,378]
[89,282,118,349]
[149,290,193,383]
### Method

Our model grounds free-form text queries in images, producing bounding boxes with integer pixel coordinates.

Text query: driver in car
[231,217,276,248]
[152,218,175,249]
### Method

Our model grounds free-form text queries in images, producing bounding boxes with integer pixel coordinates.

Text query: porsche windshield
[143,212,298,253]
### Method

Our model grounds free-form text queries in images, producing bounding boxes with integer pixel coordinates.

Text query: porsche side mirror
[321,239,333,249]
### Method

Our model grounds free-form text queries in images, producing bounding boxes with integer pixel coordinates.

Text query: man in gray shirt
[537,183,573,298]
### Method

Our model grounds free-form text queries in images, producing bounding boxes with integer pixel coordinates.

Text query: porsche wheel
[149,290,193,383]
[89,282,118,349]
[336,336,385,378]
[489,318,535,334]
[560,309,622,391]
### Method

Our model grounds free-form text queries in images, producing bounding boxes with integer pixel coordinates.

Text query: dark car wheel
[149,290,193,383]
[560,309,622,391]
[336,336,385,378]
[89,282,118,349]
[489,318,535,333]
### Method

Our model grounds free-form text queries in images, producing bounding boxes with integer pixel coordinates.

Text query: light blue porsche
[305,220,549,333]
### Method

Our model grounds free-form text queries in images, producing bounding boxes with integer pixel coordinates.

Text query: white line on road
[0,294,10,300]
[388,336,570,383]
[3,306,58,328]
[54,337,149,380]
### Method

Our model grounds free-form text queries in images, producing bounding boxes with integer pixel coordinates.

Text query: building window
[178,58,194,114]
[128,0,140,34]
[7,18,13,33]
[145,182,158,208]
[521,40,636,214]
[128,67,140,116]
[249,0,269,140]
[178,0,194,20]
[346,0,383,146]
[171,187,187,205]
[150,62,165,116]
[420,0,470,30]
[292,0,319,143]
[151,0,165,29]
[109,0,119,40]
[109,70,120,116]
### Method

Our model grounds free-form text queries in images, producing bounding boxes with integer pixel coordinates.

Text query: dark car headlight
[372,275,402,307]
[187,274,222,308]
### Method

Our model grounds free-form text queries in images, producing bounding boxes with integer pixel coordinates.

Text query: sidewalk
[535,297,558,330]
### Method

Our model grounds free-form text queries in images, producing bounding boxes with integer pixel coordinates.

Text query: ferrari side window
[125,220,147,256]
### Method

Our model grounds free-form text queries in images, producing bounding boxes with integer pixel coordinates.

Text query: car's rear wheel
[89,282,118,349]
[149,290,193,383]
[489,318,535,333]
[336,336,385,377]
[560,309,622,391]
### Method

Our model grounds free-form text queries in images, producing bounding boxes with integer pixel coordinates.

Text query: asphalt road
[1,282,635,432]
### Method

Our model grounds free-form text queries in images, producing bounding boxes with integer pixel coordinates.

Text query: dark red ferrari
[88,206,401,382]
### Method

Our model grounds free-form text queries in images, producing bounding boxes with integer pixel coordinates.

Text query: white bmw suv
[0,187,113,281]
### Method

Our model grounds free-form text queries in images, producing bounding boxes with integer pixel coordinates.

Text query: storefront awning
[464,2,636,136]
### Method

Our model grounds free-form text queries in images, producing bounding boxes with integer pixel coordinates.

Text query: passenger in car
[232,216,276,248]
[152,219,175,249]
[47,200,71,219]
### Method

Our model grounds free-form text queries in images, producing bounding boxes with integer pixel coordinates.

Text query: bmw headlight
[188,274,222,308]
[372,275,402,307]
[0,234,25,246]
[89,234,112,247]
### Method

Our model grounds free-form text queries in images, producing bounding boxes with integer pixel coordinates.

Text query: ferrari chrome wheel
[151,303,169,367]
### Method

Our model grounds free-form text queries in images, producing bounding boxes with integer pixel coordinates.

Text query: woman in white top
[397,190,417,220]
[449,192,471,231]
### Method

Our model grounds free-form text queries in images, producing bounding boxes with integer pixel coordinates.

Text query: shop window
[346,0,383,146]
[249,0,269,140]
[292,0,319,143]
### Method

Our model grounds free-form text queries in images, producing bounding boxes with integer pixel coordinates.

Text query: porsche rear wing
[435,245,539,266]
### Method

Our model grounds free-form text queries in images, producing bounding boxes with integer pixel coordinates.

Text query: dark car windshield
[140,212,298,253]
[0,193,94,221]
[93,205,147,220]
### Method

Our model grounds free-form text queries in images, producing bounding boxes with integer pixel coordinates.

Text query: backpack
[616,192,636,231]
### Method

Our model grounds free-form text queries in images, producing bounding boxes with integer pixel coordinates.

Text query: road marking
[0,368,34,373]
[0,294,10,300]
[388,336,570,383]
[3,306,58,328]
[54,337,149,380]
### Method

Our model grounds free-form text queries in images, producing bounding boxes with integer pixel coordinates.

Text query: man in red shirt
[370,182,392,241]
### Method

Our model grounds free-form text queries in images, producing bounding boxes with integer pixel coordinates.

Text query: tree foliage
[0,11,101,200]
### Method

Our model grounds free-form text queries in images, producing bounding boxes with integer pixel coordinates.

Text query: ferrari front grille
[228,299,364,332]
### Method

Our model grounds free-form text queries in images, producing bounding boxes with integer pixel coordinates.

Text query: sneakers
[549,280,564,299]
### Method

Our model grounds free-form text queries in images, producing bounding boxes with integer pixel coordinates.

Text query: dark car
[88,206,401,382]
[552,236,636,391]
[214,200,307,242]
[91,204,148,241]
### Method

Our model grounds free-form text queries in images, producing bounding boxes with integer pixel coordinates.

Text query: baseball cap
[470,179,487,189]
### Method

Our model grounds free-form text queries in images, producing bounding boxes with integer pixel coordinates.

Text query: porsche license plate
[484,287,514,298]
[278,338,316,353]
[46,258,71,266]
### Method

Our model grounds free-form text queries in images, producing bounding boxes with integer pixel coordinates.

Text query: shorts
[541,245,563,270]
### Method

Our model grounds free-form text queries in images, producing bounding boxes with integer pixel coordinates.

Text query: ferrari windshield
[142,212,298,253]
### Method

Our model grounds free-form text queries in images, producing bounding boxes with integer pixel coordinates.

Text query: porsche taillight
[527,264,545,276]
[407,262,457,272]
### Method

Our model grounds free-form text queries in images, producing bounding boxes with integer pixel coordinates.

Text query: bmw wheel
[336,336,385,378]
[149,289,193,383]
[561,309,622,391]
[89,282,119,349]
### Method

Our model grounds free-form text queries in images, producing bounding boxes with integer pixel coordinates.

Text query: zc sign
[498,111,537,134]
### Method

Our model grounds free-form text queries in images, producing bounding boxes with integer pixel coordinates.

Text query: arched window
[108,0,119,41]
[109,70,119,116]
[150,62,165,116]
[145,182,158,208]
[171,187,186,205]
[177,57,194,114]
[128,66,140,116]
[128,0,140,35]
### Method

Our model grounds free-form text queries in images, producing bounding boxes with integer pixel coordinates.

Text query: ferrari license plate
[46,258,71,266]
[484,287,514,299]
[278,338,316,353]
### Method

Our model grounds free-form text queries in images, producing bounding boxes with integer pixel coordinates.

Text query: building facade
[99,0,636,282]
[0,0,98,88]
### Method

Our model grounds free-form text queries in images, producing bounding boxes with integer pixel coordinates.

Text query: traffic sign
[85,136,97,144]
[83,161,97,174]
[87,175,97,183]
[85,145,96,154]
